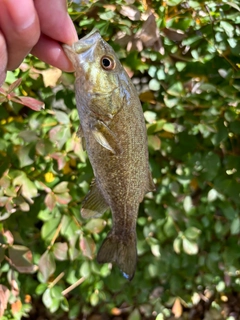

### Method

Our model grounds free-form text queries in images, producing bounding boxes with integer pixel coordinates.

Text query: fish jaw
[63,29,102,72]
[62,44,80,70]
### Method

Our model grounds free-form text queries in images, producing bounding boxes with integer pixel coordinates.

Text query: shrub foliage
[0,0,240,319]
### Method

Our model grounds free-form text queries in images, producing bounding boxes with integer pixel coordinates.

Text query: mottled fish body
[63,30,154,280]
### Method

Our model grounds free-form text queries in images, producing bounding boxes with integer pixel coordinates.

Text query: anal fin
[81,180,109,219]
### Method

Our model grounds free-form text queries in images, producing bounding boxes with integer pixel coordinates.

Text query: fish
[63,29,155,280]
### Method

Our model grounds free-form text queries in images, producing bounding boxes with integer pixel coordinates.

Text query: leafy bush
[0,0,240,319]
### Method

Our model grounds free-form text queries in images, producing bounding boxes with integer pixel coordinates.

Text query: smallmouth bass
[63,29,155,280]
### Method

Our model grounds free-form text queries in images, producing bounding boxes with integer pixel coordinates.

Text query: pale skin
[0,0,78,86]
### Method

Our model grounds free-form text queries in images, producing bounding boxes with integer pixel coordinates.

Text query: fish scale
[63,29,155,280]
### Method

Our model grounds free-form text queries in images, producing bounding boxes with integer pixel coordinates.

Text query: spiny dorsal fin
[81,179,109,219]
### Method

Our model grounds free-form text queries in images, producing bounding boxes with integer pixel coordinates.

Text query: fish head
[63,29,124,96]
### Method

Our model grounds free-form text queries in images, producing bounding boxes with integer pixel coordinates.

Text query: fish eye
[100,56,115,70]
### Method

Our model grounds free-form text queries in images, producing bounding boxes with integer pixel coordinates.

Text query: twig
[48,272,65,288]
[62,277,85,296]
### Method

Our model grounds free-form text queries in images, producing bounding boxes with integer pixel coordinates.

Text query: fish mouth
[63,28,101,55]
[63,28,101,67]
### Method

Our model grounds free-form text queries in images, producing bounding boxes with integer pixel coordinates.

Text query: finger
[31,34,75,72]
[0,30,7,86]
[0,0,40,70]
[34,0,78,45]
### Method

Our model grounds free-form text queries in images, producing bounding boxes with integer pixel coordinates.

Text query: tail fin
[97,231,137,281]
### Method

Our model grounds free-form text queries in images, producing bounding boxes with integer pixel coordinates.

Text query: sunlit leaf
[84,218,106,234]
[80,236,96,259]
[53,242,68,261]
[182,238,198,255]
[15,96,45,111]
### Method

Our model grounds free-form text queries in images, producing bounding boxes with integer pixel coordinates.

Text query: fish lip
[62,43,77,66]
[63,28,101,68]
[73,29,101,54]
[64,28,101,56]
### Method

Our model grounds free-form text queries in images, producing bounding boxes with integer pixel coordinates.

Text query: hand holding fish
[0,0,78,86]
[63,30,155,280]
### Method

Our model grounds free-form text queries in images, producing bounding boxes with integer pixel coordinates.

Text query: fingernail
[4,0,36,30]
[66,16,79,44]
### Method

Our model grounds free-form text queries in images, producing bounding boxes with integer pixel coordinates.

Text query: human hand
[0,0,78,86]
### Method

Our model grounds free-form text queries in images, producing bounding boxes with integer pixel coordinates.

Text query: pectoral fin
[81,180,109,219]
[91,120,122,155]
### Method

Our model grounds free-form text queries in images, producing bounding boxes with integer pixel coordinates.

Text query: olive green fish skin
[63,30,155,280]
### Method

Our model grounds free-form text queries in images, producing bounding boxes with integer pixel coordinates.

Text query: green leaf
[52,242,68,261]
[36,283,48,295]
[17,144,35,167]
[53,181,69,193]
[49,298,60,313]
[99,10,115,20]
[147,119,166,134]
[166,0,183,5]
[149,79,161,91]
[128,308,141,320]
[54,110,70,125]
[184,227,201,240]
[42,288,52,308]
[45,193,56,211]
[49,125,71,149]
[173,237,182,254]
[230,217,240,235]
[167,82,184,97]
[50,286,62,299]
[163,123,176,133]
[36,139,54,156]
[220,21,234,37]
[80,236,96,259]
[207,189,218,202]
[182,238,198,255]
[183,196,193,213]
[90,291,99,306]
[60,297,69,312]
[13,173,38,200]
[225,1,240,11]
[80,261,91,277]
[84,219,106,234]
[216,281,225,292]
[151,244,161,257]
[55,192,72,205]
[38,250,56,282]
[61,215,79,240]
[148,135,161,151]
[41,217,61,242]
